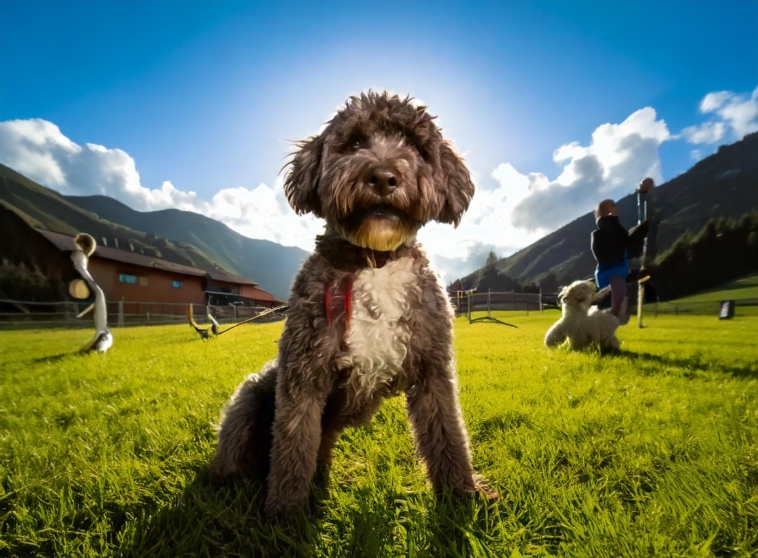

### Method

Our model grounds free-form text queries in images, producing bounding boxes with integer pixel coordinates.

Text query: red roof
[247,287,287,304]
[38,229,207,277]
[207,269,258,286]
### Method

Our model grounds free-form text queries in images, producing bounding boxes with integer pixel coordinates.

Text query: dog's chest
[340,257,418,396]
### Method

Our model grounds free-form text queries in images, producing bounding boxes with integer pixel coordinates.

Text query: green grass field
[642,273,758,317]
[674,273,758,303]
[2,311,757,557]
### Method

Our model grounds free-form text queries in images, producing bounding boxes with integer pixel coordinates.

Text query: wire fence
[642,298,758,317]
[0,299,286,330]
[453,291,557,321]
[3,294,754,330]
[451,290,758,321]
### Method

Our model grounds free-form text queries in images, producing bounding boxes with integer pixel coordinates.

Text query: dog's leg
[405,371,479,495]
[210,361,278,480]
[316,391,350,475]
[317,395,383,474]
[265,383,328,518]
[544,322,566,347]
[608,334,621,352]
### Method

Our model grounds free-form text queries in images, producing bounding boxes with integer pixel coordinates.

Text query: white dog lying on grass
[545,280,621,352]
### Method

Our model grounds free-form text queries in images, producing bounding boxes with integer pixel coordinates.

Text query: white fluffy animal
[544,280,621,351]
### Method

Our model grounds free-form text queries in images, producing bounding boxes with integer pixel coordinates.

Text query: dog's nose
[368,167,399,197]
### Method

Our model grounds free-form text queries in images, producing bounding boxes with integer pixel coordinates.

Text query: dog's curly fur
[544,280,621,351]
[210,91,492,518]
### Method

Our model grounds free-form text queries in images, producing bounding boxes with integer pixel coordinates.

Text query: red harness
[325,274,355,327]
[323,245,419,326]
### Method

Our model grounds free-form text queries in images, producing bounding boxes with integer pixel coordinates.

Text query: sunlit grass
[673,273,758,303]
[1,311,757,557]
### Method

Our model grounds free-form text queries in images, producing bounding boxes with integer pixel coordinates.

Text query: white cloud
[417,162,546,283]
[507,107,669,232]
[418,107,671,284]
[684,86,758,142]
[0,118,323,251]
[5,86,748,286]
[680,121,726,144]
[699,91,735,113]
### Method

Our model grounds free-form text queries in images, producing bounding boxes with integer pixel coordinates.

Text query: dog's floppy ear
[283,134,325,216]
[436,140,475,226]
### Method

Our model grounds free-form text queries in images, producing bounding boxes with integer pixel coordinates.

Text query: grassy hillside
[2,315,757,556]
[640,273,758,317]
[0,164,219,272]
[66,194,309,301]
[458,132,758,289]
[673,273,758,303]
[0,163,309,299]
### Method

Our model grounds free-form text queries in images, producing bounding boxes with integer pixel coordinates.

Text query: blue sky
[1,0,757,281]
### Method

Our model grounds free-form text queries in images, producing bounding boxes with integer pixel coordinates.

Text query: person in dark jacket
[591,199,649,325]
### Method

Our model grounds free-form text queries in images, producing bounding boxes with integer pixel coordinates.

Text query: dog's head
[283,91,475,251]
[558,280,596,312]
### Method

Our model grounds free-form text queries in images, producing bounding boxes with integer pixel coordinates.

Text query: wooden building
[1,210,284,308]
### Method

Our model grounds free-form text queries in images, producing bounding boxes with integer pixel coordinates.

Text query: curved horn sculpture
[71,233,113,352]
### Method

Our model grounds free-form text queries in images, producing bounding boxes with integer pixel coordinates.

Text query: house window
[119,273,148,286]
[171,280,183,289]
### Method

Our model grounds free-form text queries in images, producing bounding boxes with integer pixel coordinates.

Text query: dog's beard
[335,205,420,251]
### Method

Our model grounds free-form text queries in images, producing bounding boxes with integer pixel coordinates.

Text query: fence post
[526,295,529,317]
[234,304,238,323]
[118,299,124,327]
[540,290,543,314]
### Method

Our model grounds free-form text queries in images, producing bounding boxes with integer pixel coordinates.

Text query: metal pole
[637,189,648,328]
[487,289,491,319]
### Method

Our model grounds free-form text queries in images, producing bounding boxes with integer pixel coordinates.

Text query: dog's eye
[347,136,364,151]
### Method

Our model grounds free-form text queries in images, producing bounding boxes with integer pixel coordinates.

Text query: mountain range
[456,131,758,290]
[3,131,757,300]
[0,164,309,300]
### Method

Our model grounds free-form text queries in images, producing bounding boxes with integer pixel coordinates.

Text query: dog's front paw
[473,474,499,502]
[264,492,306,521]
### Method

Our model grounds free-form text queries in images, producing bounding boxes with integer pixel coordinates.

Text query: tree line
[447,251,556,295]
[449,210,758,301]
[652,210,758,300]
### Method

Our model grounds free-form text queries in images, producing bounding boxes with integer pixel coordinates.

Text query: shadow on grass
[617,350,757,379]
[118,465,496,557]
[335,487,485,558]
[120,466,320,557]
[29,351,79,364]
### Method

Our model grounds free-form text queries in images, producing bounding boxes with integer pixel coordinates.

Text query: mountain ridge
[66,193,310,300]
[456,132,758,290]
[0,163,309,299]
